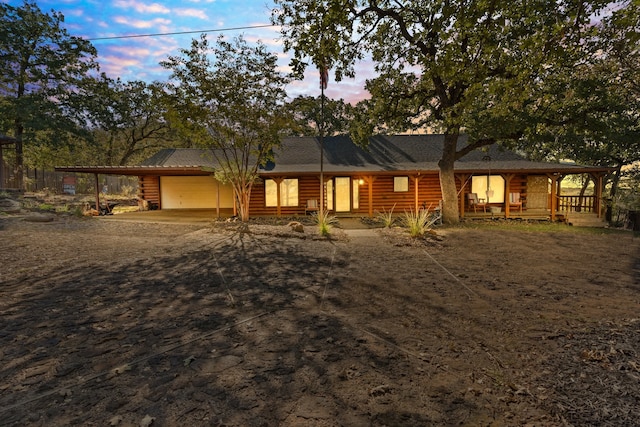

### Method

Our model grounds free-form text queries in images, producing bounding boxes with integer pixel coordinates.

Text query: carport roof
[0,134,17,145]
[56,135,614,176]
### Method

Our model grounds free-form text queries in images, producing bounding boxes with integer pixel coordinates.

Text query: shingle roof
[141,148,219,168]
[56,135,613,176]
[139,135,606,175]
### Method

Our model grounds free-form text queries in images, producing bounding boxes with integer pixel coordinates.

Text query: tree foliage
[284,95,354,136]
[162,35,291,221]
[0,1,98,188]
[519,2,639,212]
[72,75,174,166]
[273,0,617,223]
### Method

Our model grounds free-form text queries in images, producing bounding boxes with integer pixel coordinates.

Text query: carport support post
[0,144,4,187]
[94,173,100,211]
[216,180,220,218]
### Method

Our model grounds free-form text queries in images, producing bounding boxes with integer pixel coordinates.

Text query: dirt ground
[0,211,639,427]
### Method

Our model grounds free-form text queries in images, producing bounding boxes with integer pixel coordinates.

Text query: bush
[403,208,439,238]
[375,204,397,228]
[313,210,338,236]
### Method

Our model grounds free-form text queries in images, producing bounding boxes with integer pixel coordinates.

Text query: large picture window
[471,175,505,203]
[265,179,299,207]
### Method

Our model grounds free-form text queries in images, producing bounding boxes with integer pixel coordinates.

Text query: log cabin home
[56,134,614,222]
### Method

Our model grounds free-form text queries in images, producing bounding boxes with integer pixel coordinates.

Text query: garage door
[160,176,234,209]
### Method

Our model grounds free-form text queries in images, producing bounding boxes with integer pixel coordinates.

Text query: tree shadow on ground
[0,228,487,426]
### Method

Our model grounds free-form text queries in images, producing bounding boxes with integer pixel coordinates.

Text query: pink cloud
[174,8,208,19]
[113,0,170,14]
[113,16,172,29]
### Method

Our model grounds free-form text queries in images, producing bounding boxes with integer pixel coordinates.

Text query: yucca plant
[375,203,397,228]
[403,208,439,238]
[313,210,338,236]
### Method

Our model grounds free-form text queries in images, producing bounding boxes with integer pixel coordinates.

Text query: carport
[54,165,235,217]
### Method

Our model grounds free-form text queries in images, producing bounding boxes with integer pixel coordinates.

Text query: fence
[1,164,138,195]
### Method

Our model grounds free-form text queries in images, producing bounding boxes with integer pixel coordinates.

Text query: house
[56,134,613,221]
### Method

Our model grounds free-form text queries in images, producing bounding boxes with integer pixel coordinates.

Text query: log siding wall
[250,173,447,217]
[138,176,160,207]
[138,172,529,217]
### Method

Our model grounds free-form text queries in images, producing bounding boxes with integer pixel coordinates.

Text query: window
[471,175,505,203]
[394,176,409,192]
[280,179,298,207]
[265,179,299,207]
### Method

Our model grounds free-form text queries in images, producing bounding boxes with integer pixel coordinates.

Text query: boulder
[0,198,21,214]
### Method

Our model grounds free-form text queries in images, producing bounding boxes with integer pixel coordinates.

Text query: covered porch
[457,170,611,222]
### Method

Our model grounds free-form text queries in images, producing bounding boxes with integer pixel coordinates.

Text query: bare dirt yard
[1,209,639,426]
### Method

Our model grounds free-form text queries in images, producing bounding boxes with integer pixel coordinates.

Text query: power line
[86,23,276,41]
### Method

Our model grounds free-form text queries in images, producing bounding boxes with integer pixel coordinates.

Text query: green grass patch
[37,203,56,212]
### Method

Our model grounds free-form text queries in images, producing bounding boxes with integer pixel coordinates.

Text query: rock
[0,198,21,214]
[287,221,304,232]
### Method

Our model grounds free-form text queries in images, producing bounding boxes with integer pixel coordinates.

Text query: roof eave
[54,166,210,176]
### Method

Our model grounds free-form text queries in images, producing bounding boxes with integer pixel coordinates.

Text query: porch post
[594,173,604,218]
[367,176,374,217]
[456,174,469,218]
[414,174,420,212]
[94,173,100,211]
[504,174,513,218]
[274,177,283,216]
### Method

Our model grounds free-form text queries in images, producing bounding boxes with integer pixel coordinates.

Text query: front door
[334,177,351,212]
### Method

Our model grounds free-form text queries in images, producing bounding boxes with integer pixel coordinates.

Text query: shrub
[375,204,397,228]
[403,208,439,238]
[313,210,338,236]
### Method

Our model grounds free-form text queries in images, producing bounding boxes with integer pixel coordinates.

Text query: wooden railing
[556,195,596,213]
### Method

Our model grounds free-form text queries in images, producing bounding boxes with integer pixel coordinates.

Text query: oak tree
[272,0,614,223]
[0,1,97,188]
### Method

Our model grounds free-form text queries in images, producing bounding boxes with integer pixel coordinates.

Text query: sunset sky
[7,0,371,103]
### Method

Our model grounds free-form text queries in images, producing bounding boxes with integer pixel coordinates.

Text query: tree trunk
[577,175,591,213]
[439,132,461,225]
[236,183,252,222]
[14,121,24,191]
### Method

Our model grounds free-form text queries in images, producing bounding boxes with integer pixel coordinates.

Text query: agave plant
[375,203,397,228]
[403,208,439,237]
[313,210,338,236]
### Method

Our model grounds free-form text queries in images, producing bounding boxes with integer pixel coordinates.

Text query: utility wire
[86,23,276,41]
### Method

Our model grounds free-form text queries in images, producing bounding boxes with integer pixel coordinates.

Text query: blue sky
[8,0,371,103]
